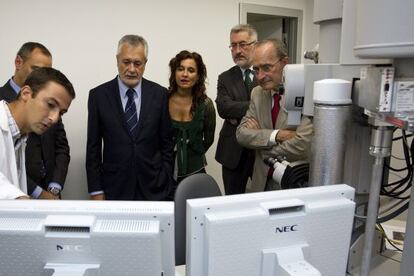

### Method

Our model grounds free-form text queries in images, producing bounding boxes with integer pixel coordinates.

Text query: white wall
[0,0,316,199]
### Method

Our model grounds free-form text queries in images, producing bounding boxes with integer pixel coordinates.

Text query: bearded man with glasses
[236,39,313,192]
[215,24,258,195]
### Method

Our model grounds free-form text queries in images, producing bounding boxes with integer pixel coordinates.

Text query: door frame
[240,3,303,64]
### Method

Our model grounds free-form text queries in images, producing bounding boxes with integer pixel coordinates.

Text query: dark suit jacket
[0,79,70,194]
[86,77,174,200]
[215,66,257,169]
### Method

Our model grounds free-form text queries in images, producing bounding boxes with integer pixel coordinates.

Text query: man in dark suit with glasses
[215,24,258,195]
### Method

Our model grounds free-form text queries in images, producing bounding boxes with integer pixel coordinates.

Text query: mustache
[259,77,273,83]
[235,54,246,59]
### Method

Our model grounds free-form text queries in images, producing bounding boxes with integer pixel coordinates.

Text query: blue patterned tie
[125,89,138,138]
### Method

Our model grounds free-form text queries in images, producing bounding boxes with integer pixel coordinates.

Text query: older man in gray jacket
[236,39,313,192]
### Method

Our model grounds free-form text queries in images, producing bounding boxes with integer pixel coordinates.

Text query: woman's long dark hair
[168,50,207,114]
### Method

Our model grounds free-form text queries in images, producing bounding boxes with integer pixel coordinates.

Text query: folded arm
[236,97,274,149]
[270,116,313,161]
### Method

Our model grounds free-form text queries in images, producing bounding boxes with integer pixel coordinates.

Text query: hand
[244,117,261,129]
[39,190,59,200]
[90,194,105,200]
[16,195,30,200]
[276,129,296,142]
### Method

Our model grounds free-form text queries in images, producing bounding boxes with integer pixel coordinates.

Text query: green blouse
[171,97,216,178]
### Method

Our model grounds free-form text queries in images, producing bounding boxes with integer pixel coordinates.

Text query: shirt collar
[2,101,27,144]
[270,83,285,96]
[9,77,21,94]
[239,66,253,75]
[117,76,141,99]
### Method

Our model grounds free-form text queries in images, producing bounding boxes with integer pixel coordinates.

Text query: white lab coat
[0,101,27,199]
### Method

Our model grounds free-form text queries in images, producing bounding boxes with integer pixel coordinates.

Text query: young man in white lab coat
[0,67,75,199]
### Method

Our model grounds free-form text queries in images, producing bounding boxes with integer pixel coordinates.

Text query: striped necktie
[125,89,138,138]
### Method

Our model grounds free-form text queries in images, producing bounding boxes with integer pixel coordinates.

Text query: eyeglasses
[252,59,282,74]
[229,41,256,50]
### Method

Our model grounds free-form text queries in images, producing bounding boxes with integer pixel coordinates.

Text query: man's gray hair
[255,38,288,60]
[117,34,148,58]
[230,24,258,42]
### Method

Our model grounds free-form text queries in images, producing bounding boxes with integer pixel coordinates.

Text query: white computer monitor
[186,184,355,276]
[0,200,175,276]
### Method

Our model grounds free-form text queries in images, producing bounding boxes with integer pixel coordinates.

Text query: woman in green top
[168,50,216,193]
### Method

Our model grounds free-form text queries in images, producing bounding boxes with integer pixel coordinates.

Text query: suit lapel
[105,78,131,136]
[135,78,151,138]
[1,80,19,102]
[231,66,249,101]
[275,96,287,129]
[258,88,287,130]
[252,76,258,97]
[263,90,273,129]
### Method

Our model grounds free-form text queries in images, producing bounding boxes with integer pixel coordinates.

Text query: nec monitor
[186,184,355,276]
[0,200,175,276]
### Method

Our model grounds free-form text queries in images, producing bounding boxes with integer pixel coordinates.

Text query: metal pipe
[359,126,393,276]
[400,177,414,276]
[309,104,351,186]
[359,157,384,276]
[309,79,352,187]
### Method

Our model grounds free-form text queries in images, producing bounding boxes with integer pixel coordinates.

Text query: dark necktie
[125,89,138,138]
[271,94,281,128]
[244,69,253,94]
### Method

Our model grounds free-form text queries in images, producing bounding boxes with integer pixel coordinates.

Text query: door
[240,3,303,64]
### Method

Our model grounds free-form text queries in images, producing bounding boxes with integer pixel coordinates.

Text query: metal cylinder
[309,79,352,187]
[359,125,393,276]
[309,104,352,186]
[359,156,385,276]
[369,126,393,157]
[400,176,414,276]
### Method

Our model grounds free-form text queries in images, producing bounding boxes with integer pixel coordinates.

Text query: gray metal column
[309,79,352,187]
[359,126,393,276]
[400,184,414,276]
[309,104,351,186]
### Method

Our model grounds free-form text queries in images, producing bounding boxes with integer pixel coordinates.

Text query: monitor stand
[261,244,321,276]
[44,263,100,276]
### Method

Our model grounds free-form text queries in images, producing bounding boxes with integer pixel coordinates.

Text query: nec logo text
[275,224,298,233]
[56,245,85,252]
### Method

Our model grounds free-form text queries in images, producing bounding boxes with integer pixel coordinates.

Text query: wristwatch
[48,187,61,196]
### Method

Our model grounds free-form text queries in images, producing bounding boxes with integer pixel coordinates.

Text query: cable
[385,162,408,172]
[377,202,409,223]
[381,130,412,199]
[379,198,410,215]
[392,133,414,141]
[354,201,409,224]
[390,154,407,161]
[376,224,403,252]
[387,171,404,181]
